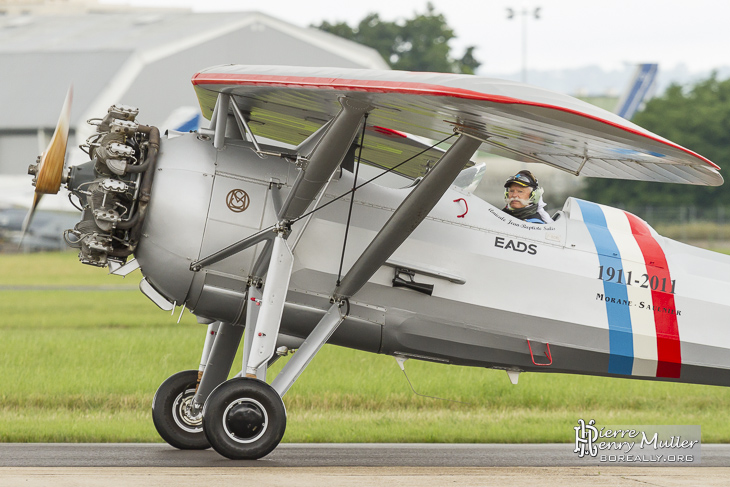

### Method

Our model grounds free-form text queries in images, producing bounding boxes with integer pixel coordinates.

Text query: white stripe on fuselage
[601,208,657,376]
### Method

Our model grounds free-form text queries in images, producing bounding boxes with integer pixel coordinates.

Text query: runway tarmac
[1,442,729,467]
[3,444,730,486]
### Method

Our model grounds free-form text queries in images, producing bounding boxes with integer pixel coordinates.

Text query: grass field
[2,252,730,443]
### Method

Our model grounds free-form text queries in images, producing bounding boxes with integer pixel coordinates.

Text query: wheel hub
[221,397,270,445]
[180,396,202,425]
[226,402,265,440]
[173,388,203,432]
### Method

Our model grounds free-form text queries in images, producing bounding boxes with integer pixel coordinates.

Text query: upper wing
[192,65,722,186]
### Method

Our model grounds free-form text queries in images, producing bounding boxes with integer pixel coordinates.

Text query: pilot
[502,170,553,224]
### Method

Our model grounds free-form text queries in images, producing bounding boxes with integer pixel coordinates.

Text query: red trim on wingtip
[191,72,720,171]
[371,126,408,138]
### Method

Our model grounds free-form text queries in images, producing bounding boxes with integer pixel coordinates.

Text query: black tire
[152,370,210,450]
[202,378,286,460]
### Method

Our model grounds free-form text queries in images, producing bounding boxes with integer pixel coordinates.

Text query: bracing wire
[290,132,457,226]
[336,114,368,286]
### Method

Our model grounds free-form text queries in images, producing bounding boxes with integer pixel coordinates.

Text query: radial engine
[28,105,160,268]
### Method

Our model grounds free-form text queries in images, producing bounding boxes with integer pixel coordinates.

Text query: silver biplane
[26,66,728,460]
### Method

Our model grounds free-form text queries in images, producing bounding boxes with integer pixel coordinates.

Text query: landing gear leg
[243,286,267,381]
[191,321,244,412]
[202,301,346,459]
[203,233,292,459]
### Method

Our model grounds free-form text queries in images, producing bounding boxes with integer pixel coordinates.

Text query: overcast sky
[99,0,730,76]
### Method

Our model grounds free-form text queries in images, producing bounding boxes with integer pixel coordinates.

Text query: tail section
[615,63,658,120]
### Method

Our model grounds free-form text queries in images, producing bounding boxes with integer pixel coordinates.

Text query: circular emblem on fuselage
[226,189,250,213]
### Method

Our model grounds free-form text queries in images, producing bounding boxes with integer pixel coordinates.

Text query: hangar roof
[0,10,389,129]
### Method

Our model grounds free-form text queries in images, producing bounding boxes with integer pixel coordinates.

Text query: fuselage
[134,132,730,387]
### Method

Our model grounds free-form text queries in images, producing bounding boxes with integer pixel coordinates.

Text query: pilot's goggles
[504,172,538,188]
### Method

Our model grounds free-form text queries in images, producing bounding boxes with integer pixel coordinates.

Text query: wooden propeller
[21,86,73,242]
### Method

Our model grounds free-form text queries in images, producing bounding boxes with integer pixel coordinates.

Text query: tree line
[314,3,480,74]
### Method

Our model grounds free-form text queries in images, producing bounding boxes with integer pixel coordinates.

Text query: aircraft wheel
[202,378,286,460]
[152,370,210,450]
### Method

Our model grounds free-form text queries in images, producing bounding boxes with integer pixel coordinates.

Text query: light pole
[506,7,541,83]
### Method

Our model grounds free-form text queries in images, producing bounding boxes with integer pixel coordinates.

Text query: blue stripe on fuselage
[576,200,634,375]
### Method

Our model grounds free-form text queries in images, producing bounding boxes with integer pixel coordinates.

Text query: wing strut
[278,97,372,221]
[237,96,371,379]
[270,133,481,396]
[212,93,230,150]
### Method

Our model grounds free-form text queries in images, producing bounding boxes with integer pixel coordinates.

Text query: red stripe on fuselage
[625,213,682,378]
